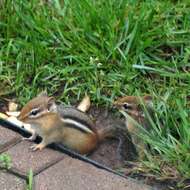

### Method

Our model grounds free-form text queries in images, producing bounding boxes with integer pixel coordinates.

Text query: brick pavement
[0,126,155,190]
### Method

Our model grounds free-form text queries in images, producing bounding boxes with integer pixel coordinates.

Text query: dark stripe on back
[62,115,96,133]
[58,106,96,133]
[63,122,89,134]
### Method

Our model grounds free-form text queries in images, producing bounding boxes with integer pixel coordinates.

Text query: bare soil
[88,106,136,168]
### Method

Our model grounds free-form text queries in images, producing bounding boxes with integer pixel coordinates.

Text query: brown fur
[114,95,152,107]
[114,95,153,159]
[18,96,52,121]
[62,127,98,154]
[19,102,99,153]
[18,94,117,154]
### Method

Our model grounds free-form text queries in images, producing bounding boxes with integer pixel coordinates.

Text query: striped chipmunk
[113,95,155,158]
[18,92,128,155]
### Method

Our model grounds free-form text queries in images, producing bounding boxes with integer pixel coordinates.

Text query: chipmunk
[113,95,154,158]
[18,93,128,155]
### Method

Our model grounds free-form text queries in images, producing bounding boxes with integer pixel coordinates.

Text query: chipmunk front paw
[30,143,46,151]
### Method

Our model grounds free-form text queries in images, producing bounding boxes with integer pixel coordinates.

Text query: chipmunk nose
[17,113,25,122]
[112,104,117,109]
[112,102,117,108]
[17,114,22,121]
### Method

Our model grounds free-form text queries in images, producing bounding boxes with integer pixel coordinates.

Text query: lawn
[0,0,190,188]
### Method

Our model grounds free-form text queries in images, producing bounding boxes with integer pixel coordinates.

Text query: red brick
[0,170,26,190]
[4,141,64,177]
[34,157,152,190]
[0,127,21,153]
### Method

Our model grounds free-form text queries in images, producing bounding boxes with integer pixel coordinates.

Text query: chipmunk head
[18,91,57,124]
[113,95,153,117]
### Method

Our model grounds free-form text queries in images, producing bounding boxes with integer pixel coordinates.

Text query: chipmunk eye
[123,103,132,110]
[29,109,39,116]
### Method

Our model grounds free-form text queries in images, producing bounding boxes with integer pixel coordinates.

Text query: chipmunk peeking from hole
[113,95,156,159]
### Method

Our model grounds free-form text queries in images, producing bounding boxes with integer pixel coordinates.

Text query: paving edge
[8,156,64,179]
[0,137,21,154]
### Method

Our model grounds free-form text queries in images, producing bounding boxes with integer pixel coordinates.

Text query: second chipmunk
[113,95,154,158]
[18,92,127,154]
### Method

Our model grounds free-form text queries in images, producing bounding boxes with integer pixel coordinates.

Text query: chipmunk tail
[97,126,114,141]
[97,125,137,161]
[97,125,128,142]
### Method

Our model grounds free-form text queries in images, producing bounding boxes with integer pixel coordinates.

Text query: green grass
[0,153,11,169]
[0,0,190,187]
[26,169,33,190]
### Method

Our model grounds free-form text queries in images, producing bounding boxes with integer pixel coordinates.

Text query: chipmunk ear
[47,97,57,112]
[38,90,48,97]
[143,95,153,107]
